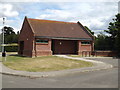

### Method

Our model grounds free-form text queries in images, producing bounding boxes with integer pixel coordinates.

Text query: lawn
[2,55,93,72]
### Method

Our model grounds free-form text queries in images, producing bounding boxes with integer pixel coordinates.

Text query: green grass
[2,55,93,72]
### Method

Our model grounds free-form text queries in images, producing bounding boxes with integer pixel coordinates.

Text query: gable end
[77,21,94,40]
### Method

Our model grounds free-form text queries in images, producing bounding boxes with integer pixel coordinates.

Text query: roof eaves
[35,36,92,41]
[77,21,94,40]
[25,17,35,34]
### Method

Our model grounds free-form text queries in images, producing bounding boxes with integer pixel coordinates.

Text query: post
[2,17,6,57]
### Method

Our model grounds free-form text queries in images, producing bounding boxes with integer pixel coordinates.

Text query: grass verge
[2,55,93,72]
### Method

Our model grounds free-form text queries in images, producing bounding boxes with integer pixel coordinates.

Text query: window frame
[81,41,91,45]
[35,39,49,44]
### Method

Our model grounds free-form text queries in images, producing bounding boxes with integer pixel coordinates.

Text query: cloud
[0,2,118,35]
[0,0,119,2]
[118,1,120,13]
[0,17,22,33]
[37,9,73,21]
[36,2,118,33]
[0,3,19,17]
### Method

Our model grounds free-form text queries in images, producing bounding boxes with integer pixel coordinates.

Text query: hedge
[4,46,18,52]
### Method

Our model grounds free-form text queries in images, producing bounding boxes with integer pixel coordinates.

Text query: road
[2,58,119,88]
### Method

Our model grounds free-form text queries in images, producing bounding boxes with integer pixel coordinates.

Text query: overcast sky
[0,0,119,35]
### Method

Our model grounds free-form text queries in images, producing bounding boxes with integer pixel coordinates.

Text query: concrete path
[0,55,113,78]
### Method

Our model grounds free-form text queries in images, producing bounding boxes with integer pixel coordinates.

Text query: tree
[84,26,94,35]
[1,26,18,44]
[94,32,112,50]
[105,13,120,56]
[4,26,15,36]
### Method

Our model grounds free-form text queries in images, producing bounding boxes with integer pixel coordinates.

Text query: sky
[0,0,119,35]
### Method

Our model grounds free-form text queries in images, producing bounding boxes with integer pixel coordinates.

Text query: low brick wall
[81,51,117,57]
[95,51,117,57]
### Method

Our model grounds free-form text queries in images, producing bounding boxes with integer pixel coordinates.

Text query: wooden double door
[52,40,78,54]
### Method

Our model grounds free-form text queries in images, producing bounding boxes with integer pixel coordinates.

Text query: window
[81,41,90,44]
[36,39,48,44]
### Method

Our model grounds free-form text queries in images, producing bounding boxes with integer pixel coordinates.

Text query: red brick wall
[78,40,93,55]
[95,51,117,57]
[80,44,91,51]
[18,18,34,57]
[34,39,52,56]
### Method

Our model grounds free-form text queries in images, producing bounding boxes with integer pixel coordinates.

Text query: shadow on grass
[9,54,27,58]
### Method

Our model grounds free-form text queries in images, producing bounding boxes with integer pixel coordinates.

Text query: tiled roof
[27,17,93,40]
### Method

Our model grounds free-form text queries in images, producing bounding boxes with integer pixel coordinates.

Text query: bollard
[2,51,6,57]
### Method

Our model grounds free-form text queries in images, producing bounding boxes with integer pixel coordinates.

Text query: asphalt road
[2,58,119,88]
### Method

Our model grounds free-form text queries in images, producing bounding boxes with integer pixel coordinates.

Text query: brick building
[18,16,94,57]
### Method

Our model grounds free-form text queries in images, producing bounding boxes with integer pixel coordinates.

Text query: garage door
[52,40,78,54]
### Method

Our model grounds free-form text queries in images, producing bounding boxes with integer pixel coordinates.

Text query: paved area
[2,68,118,88]
[84,57,119,67]
[0,55,113,78]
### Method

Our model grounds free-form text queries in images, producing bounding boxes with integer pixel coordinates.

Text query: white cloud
[118,1,120,13]
[37,2,118,33]
[0,3,19,17]
[0,2,118,35]
[37,9,72,21]
[0,0,119,2]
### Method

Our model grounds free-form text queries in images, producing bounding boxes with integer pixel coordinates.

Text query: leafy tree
[4,26,15,36]
[1,26,18,44]
[94,32,112,50]
[105,13,120,56]
[84,26,94,35]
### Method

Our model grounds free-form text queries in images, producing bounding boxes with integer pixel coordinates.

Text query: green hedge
[5,46,18,52]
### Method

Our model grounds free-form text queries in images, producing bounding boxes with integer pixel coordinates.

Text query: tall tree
[1,26,18,44]
[4,26,15,36]
[94,32,112,50]
[105,13,120,56]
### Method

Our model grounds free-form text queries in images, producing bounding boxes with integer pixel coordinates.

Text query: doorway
[19,41,24,55]
[52,40,78,54]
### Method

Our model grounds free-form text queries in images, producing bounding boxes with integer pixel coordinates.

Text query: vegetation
[2,55,93,72]
[105,13,120,56]
[1,26,19,52]
[94,32,113,50]
[94,13,120,56]
[2,26,19,44]
[84,26,94,35]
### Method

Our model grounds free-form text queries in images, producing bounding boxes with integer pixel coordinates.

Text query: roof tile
[27,18,92,39]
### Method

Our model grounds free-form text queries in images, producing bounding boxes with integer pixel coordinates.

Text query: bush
[5,46,18,52]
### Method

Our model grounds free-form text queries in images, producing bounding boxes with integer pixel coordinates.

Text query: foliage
[1,26,19,44]
[5,46,18,52]
[1,26,19,52]
[94,32,113,50]
[104,13,120,56]
[84,26,94,35]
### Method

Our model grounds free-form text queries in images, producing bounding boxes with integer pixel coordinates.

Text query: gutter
[35,36,92,41]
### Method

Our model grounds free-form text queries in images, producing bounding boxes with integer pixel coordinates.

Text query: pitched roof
[26,17,93,40]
